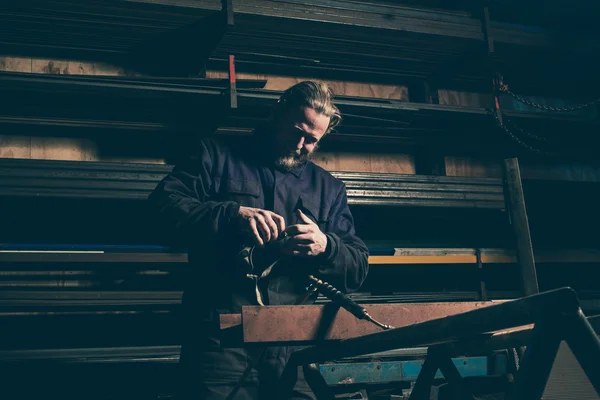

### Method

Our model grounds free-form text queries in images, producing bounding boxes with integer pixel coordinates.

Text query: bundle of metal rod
[3,0,593,90]
[2,72,597,151]
[0,158,506,208]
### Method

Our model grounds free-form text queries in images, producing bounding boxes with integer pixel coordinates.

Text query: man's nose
[296,136,305,150]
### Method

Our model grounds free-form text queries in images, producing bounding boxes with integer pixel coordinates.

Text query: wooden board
[437,90,493,108]
[446,155,600,183]
[445,156,503,178]
[30,137,97,161]
[0,136,32,158]
[0,57,32,73]
[312,152,415,174]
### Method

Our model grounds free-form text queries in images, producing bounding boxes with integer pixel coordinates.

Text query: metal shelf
[0,158,506,208]
[1,0,598,92]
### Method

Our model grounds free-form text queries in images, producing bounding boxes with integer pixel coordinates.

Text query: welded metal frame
[276,287,600,400]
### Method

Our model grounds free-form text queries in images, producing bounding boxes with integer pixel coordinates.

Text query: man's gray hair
[275,81,342,134]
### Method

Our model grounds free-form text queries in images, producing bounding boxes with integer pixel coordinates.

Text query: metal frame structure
[276,287,600,400]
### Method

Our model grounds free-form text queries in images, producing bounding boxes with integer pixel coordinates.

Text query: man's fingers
[255,215,271,243]
[284,224,311,236]
[248,219,264,247]
[264,213,280,240]
[272,213,286,236]
[297,209,316,225]
[288,234,313,244]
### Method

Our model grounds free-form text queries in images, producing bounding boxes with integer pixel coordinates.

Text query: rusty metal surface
[239,302,500,344]
[287,287,579,366]
[219,313,241,329]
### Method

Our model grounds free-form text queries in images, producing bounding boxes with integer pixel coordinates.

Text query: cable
[307,275,394,330]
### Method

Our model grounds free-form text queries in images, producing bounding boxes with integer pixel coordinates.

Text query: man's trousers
[175,334,316,400]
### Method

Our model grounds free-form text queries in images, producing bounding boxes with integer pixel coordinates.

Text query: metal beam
[503,158,539,295]
[285,288,579,365]
[219,301,500,345]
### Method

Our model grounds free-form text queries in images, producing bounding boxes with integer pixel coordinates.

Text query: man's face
[273,106,330,170]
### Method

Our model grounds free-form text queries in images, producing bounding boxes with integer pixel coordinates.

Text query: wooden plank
[446,156,600,183]
[312,152,415,174]
[236,302,499,344]
[0,135,32,158]
[31,59,98,75]
[0,57,32,72]
[30,137,97,161]
[445,156,502,178]
[437,90,493,108]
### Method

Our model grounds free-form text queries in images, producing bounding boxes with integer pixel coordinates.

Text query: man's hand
[238,206,286,246]
[282,209,328,257]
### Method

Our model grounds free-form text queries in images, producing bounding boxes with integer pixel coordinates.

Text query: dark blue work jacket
[148,132,369,320]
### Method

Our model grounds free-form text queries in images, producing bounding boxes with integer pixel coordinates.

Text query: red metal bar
[232,302,499,344]
[228,54,237,109]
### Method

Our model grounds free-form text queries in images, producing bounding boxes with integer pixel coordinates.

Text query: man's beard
[274,145,317,171]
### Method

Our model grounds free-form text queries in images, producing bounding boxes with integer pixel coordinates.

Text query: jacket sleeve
[317,183,369,293]
[147,141,240,249]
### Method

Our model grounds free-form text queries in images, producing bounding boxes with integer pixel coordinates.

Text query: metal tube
[430,327,533,359]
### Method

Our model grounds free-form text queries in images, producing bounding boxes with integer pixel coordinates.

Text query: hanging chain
[498,82,600,112]
[488,110,558,156]
[503,115,548,143]
[512,348,520,371]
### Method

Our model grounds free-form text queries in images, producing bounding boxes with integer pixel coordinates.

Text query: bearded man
[148,81,369,400]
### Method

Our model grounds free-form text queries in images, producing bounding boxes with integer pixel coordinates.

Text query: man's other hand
[282,209,328,257]
[238,206,286,246]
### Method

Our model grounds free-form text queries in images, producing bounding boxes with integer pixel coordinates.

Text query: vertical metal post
[503,158,539,295]
[222,0,234,26]
[476,248,488,300]
[228,54,238,109]
[481,6,494,54]
[482,0,539,296]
